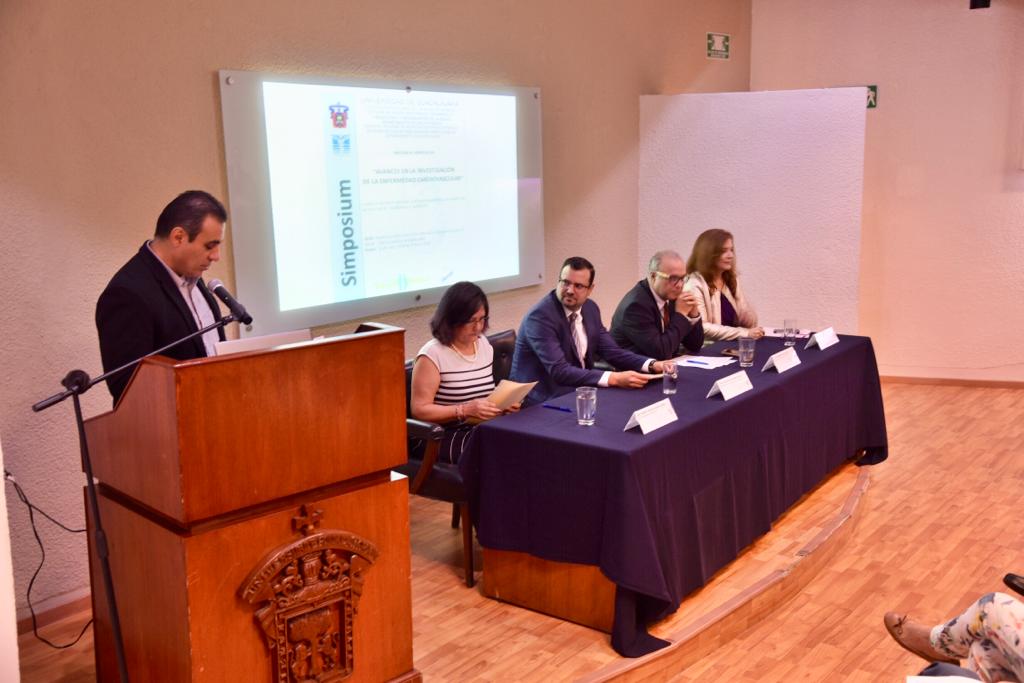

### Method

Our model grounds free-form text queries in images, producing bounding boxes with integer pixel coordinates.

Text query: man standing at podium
[96,190,228,403]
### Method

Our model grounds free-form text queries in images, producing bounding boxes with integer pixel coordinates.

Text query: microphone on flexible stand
[30,277,255,679]
[207,279,253,326]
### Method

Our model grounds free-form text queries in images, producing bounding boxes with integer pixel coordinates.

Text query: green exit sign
[707,33,730,60]
[867,85,878,108]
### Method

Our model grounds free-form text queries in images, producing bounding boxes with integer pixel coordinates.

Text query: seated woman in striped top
[410,281,519,464]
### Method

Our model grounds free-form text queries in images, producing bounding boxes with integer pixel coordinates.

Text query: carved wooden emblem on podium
[239,505,379,682]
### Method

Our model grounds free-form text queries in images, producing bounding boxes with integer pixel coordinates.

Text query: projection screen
[219,70,543,336]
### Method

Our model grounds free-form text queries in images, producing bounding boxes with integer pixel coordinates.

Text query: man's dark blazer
[95,243,225,404]
[510,290,651,405]
[610,279,704,359]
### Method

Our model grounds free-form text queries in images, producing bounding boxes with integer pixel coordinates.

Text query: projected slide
[262,82,520,311]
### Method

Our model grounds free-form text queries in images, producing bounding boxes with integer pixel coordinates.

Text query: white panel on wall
[639,88,866,334]
[0,438,21,682]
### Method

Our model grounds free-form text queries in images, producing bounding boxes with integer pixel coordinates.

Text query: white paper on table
[706,370,754,401]
[805,326,840,350]
[623,398,679,434]
[673,354,736,370]
[762,346,801,373]
[764,327,812,339]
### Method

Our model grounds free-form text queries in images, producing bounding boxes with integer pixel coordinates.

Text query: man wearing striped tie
[511,256,666,405]
[609,250,704,360]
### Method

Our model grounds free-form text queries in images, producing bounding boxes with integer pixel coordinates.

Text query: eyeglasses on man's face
[653,271,686,286]
[558,279,591,292]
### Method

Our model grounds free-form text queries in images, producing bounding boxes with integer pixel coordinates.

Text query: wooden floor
[17,383,1024,682]
[670,383,1024,682]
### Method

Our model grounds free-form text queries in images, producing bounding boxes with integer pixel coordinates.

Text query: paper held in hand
[805,326,840,351]
[706,370,754,401]
[487,379,536,409]
[623,398,678,435]
[762,346,801,373]
[465,379,536,424]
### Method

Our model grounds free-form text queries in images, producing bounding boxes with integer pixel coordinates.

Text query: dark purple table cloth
[461,335,887,656]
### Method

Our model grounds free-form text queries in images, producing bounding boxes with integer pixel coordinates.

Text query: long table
[461,335,887,656]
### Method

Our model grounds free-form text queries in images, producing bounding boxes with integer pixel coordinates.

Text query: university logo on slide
[331,135,351,155]
[329,103,349,128]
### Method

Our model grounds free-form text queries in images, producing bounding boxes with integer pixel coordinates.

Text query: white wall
[0,0,752,621]
[0,440,22,682]
[639,88,866,333]
[751,0,1024,381]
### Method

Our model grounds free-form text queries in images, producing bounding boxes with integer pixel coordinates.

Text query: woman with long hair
[682,229,764,341]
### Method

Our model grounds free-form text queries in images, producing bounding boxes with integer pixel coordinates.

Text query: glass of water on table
[662,360,678,395]
[738,337,756,368]
[783,319,798,346]
[575,386,597,426]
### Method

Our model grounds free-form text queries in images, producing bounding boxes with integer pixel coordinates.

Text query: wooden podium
[83,324,420,682]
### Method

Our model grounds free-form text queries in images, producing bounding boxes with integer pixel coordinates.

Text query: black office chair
[397,329,516,588]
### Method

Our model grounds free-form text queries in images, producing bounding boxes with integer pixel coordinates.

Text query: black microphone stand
[31,314,239,683]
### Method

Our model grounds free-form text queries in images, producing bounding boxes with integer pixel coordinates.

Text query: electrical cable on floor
[4,470,93,648]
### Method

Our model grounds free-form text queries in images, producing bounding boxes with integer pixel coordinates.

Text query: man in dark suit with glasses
[511,256,666,405]
[610,250,704,360]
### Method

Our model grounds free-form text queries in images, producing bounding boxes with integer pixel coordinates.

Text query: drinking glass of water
[784,319,798,346]
[575,387,597,426]
[738,337,756,368]
[662,360,678,395]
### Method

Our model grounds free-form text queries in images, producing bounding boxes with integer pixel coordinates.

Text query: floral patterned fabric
[932,592,1024,683]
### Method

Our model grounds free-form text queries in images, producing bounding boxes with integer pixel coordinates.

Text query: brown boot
[883,612,960,665]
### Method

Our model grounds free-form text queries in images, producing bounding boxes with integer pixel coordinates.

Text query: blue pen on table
[542,403,573,413]
[685,359,709,366]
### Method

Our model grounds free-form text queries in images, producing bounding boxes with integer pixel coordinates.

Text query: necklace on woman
[450,340,478,362]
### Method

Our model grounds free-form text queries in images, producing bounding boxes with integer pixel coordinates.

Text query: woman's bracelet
[455,403,465,422]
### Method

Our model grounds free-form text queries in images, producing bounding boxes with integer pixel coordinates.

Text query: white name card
[805,326,840,351]
[762,346,801,373]
[706,370,754,401]
[623,398,679,435]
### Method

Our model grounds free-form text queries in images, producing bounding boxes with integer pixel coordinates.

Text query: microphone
[207,279,253,325]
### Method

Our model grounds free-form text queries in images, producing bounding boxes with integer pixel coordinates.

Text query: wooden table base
[482,548,616,633]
